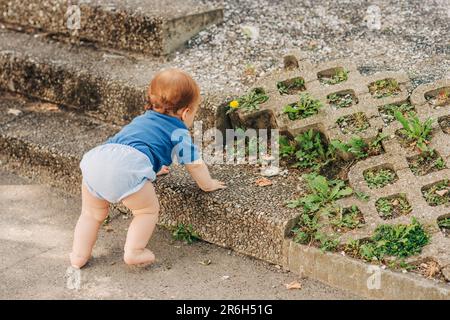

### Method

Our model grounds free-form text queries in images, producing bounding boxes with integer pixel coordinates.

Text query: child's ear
[180,107,190,121]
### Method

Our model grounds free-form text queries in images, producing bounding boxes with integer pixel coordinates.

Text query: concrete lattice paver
[228,53,450,279]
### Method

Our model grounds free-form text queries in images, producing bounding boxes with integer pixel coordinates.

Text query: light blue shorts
[80,143,157,203]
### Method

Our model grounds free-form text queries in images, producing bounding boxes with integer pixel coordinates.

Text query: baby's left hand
[156,166,170,176]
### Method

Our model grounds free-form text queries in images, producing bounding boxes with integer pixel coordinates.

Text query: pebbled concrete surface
[0,92,303,265]
[0,0,223,55]
[0,170,359,300]
[0,29,221,127]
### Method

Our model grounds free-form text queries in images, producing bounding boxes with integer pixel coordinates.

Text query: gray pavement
[0,170,359,300]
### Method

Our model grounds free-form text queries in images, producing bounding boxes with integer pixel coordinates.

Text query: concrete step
[0,0,223,55]
[0,92,299,265]
[0,29,218,127]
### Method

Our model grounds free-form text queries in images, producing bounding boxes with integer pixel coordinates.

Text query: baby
[70,68,226,268]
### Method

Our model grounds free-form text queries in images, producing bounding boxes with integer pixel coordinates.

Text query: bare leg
[70,183,110,268]
[121,181,160,266]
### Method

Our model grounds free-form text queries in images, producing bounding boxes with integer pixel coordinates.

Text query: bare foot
[70,252,90,269]
[124,248,156,267]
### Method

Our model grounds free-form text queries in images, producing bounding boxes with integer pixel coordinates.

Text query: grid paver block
[228,56,450,273]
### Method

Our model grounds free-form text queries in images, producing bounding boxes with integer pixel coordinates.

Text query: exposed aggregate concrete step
[0,92,299,265]
[0,0,223,55]
[0,29,218,127]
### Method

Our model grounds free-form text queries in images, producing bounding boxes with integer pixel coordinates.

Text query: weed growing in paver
[422,180,449,207]
[395,111,433,152]
[290,174,352,251]
[227,87,269,114]
[358,218,430,261]
[279,130,337,171]
[331,205,365,232]
[318,68,349,85]
[292,214,340,252]
[379,103,415,125]
[376,195,412,219]
[364,168,398,189]
[408,149,446,176]
[438,116,450,134]
[389,259,418,272]
[279,135,296,158]
[369,79,401,98]
[292,213,320,244]
[277,77,306,95]
[331,134,386,159]
[343,239,363,258]
[172,223,200,244]
[293,131,334,170]
[336,112,370,134]
[437,216,450,237]
[327,92,356,109]
[426,88,449,108]
[288,174,353,215]
[283,93,323,120]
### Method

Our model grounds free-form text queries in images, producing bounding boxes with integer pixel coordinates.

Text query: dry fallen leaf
[255,177,273,187]
[104,226,114,232]
[199,259,212,266]
[435,189,448,197]
[25,102,59,112]
[392,199,399,206]
[285,280,302,290]
[7,108,22,116]
[419,261,441,278]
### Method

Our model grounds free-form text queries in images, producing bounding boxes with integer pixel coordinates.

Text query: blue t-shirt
[106,110,200,173]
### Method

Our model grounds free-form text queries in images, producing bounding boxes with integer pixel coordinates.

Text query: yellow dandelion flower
[229,100,240,108]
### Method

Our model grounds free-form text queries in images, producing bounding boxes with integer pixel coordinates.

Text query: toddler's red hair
[146,68,201,115]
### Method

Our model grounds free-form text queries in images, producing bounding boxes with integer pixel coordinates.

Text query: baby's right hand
[185,161,226,192]
[202,179,226,192]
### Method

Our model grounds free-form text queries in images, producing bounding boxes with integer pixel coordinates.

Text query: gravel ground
[171,0,449,94]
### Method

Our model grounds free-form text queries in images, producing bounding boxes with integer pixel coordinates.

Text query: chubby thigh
[122,180,160,215]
